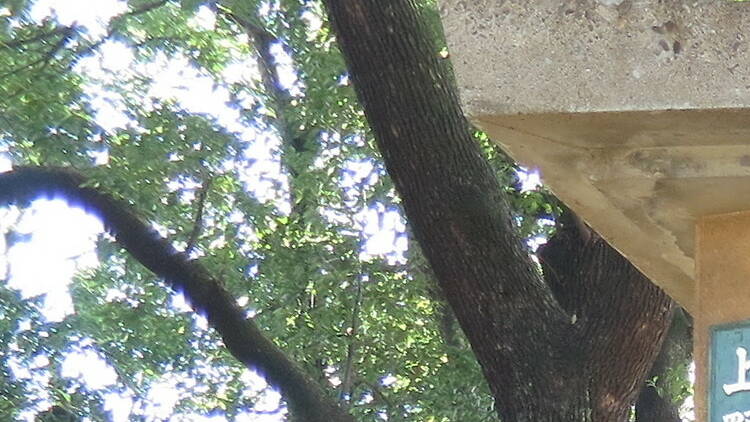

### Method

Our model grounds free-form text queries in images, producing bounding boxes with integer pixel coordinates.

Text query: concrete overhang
[440,0,750,312]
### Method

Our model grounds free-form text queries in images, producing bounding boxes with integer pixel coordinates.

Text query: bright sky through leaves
[1,1,288,420]
[0,1,408,420]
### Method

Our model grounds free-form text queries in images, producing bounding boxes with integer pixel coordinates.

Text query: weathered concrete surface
[441,0,750,115]
[440,0,750,312]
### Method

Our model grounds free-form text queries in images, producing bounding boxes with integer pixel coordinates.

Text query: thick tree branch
[324,1,674,420]
[539,208,674,420]
[324,2,581,419]
[0,166,354,422]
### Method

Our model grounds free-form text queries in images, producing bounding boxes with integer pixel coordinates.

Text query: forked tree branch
[0,166,354,422]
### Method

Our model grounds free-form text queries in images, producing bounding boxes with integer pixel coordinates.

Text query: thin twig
[120,0,169,19]
[1,0,168,80]
[185,176,213,255]
[339,277,362,404]
[0,25,75,79]
[0,25,73,49]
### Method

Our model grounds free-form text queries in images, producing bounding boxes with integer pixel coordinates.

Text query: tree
[324,1,679,420]
[0,1,686,421]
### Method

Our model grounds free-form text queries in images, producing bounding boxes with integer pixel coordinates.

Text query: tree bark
[635,308,692,422]
[324,1,674,420]
[636,386,682,422]
[539,210,675,420]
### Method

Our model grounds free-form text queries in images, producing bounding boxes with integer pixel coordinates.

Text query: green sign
[711,320,750,422]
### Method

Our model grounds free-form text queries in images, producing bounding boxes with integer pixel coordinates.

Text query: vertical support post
[696,211,750,422]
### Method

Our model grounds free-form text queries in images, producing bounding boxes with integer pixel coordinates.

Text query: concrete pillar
[696,211,750,421]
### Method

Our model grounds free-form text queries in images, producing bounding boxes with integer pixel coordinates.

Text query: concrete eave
[440,0,750,312]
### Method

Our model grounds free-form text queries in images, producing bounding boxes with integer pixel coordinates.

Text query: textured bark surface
[324,1,675,420]
[635,308,693,422]
[0,167,355,422]
[636,386,682,422]
[539,211,676,420]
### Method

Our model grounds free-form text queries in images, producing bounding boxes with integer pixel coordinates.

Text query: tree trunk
[539,211,676,420]
[635,308,693,422]
[324,1,674,420]
[636,387,682,422]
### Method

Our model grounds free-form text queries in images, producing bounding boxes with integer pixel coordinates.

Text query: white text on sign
[723,347,750,395]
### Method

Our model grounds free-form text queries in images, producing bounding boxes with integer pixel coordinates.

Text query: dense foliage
[0,1,562,420]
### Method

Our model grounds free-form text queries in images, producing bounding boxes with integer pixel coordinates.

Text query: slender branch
[339,278,362,404]
[221,8,315,217]
[95,346,147,397]
[0,25,76,79]
[1,0,169,80]
[0,25,73,50]
[0,166,355,422]
[354,376,394,416]
[222,9,295,141]
[120,0,169,20]
[253,286,308,318]
[71,0,170,60]
[185,176,213,255]
[133,35,185,49]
